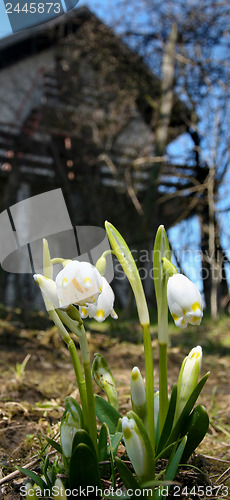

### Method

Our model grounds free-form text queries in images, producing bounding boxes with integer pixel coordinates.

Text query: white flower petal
[122,417,146,478]
[131,367,146,407]
[175,345,202,421]
[33,274,59,308]
[86,277,117,322]
[56,261,103,308]
[167,274,203,329]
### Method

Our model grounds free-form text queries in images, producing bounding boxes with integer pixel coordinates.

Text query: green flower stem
[142,323,155,466]
[159,342,168,434]
[51,258,72,266]
[48,309,88,430]
[57,310,98,454]
[157,274,169,434]
[101,250,116,258]
[67,339,89,428]
[78,324,98,455]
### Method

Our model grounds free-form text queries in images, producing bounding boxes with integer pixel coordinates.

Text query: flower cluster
[28,225,210,500]
[34,260,117,323]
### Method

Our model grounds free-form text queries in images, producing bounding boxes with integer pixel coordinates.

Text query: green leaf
[105,221,149,325]
[166,372,210,446]
[164,436,187,481]
[44,435,62,454]
[16,467,47,491]
[115,457,140,491]
[98,423,108,462]
[104,423,116,488]
[63,396,83,427]
[71,429,96,458]
[145,479,180,500]
[110,432,123,457]
[95,395,121,435]
[157,385,177,455]
[154,438,187,498]
[181,405,209,463]
[155,441,177,462]
[69,443,101,491]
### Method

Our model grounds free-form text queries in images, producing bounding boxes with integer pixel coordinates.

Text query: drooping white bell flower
[167,274,203,329]
[79,276,118,322]
[56,260,103,308]
[34,260,103,310]
[174,345,202,422]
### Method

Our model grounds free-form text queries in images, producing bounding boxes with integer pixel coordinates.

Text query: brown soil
[0,308,229,499]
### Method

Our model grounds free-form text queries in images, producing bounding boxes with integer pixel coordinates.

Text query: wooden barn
[0,7,200,308]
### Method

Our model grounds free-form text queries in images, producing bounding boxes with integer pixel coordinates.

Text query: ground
[0,305,229,499]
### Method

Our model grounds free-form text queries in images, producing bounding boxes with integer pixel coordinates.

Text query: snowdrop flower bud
[56,260,103,308]
[80,277,118,323]
[174,346,202,422]
[25,483,38,500]
[92,353,118,410]
[167,274,203,329]
[33,274,59,309]
[53,478,67,499]
[130,367,147,423]
[95,254,107,276]
[122,416,148,479]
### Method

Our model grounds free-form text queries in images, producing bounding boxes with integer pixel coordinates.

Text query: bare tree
[106,0,230,317]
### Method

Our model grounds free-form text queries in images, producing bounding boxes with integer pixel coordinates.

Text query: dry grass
[0,306,229,498]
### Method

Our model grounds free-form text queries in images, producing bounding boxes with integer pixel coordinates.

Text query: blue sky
[0,1,11,37]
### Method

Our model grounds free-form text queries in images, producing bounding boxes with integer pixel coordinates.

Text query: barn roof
[0,7,193,233]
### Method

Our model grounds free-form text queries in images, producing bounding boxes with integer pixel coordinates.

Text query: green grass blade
[95,395,121,435]
[44,435,62,454]
[115,457,140,490]
[156,384,177,455]
[16,467,47,491]
[98,423,108,462]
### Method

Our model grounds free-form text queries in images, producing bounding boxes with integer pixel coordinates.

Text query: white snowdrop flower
[56,260,103,308]
[80,277,117,323]
[167,274,203,329]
